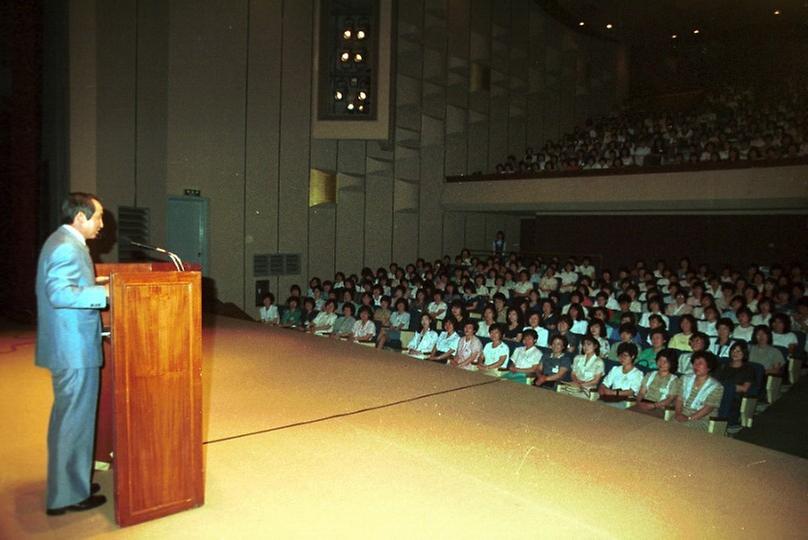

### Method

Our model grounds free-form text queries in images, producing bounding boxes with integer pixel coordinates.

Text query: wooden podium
[94,262,204,527]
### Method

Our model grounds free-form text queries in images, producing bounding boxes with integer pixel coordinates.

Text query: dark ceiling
[545,0,808,44]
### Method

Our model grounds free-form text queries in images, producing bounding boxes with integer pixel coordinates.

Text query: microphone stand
[128,240,185,271]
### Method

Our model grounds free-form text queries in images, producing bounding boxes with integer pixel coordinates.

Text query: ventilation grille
[118,206,150,261]
[253,253,302,276]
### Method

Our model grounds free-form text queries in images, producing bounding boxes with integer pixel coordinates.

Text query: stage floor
[2,316,807,538]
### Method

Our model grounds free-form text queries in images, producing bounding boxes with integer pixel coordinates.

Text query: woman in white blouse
[599,342,644,398]
[259,292,279,324]
[478,324,510,373]
[451,320,482,370]
[307,299,338,335]
[751,298,773,326]
[571,336,605,390]
[405,314,439,357]
[732,308,755,342]
[428,318,460,363]
[476,305,497,338]
[350,306,377,343]
[376,298,411,349]
[507,329,543,376]
[427,290,448,321]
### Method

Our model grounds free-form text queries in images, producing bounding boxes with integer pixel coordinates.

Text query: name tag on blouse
[552,366,560,373]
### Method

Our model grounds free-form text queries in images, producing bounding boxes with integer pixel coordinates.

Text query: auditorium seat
[667,316,681,335]
[740,362,766,428]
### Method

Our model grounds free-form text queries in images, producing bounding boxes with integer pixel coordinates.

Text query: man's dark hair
[616,342,638,359]
[61,192,100,224]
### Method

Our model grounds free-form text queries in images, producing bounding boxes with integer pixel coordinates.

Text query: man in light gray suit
[36,192,109,515]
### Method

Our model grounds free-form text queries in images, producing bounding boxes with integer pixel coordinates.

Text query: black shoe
[46,495,107,516]
[91,482,101,494]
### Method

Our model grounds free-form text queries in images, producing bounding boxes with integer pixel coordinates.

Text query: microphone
[123,237,185,271]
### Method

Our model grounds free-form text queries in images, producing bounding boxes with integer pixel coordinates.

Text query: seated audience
[570,336,605,391]
[668,314,696,351]
[608,323,638,361]
[427,290,447,321]
[585,319,610,358]
[749,325,785,375]
[709,318,736,359]
[637,328,668,369]
[676,332,710,375]
[374,296,392,327]
[553,315,581,355]
[713,342,755,429]
[770,313,798,355]
[634,350,679,415]
[406,314,439,357]
[523,311,550,348]
[307,299,338,335]
[259,292,280,324]
[673,352,725,431]
[599,343,644,399]
[505,330,543,381]
[476,304,497,338]
[350,306,377,343]
[451,320,483,370]
[534,335,573,389]
[478,324,510,373]
[502,307,524,343]
[280,296,303,327]
[332,303,358,339]
[732,308,755,342]
[428,318,460,362]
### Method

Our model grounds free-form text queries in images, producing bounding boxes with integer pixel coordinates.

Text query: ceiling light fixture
[693,28,700,34]
[671,34,678,39]
[773,9,781,15]
[578,21,585,27]
[606,23,613,29]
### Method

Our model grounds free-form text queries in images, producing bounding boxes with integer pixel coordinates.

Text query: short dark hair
[61,192,100,224]
[716,317,735,332]
[729,341,749,363]
[690,331,710,349]
[691,350,718,373]
[649,328,668,341]
[463,318,479,333]
[619,323,637,337]
[342,302,356,315]
[656,348,678,372]
[262,292,275,303]
[679,314,697,332]
[523,328,538,341]
[752,324,773,345]
[550,333,568,348]
[771,312,791,332]
[581,335,601,354]
[616,342,638,359]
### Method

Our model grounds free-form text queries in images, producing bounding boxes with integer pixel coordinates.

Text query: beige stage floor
[2,316,808,539]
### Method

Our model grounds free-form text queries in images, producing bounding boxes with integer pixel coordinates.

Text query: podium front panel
[110,271,204,526]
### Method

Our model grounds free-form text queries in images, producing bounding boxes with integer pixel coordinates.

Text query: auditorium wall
[520,214,808,272]
[60,0,623,314]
